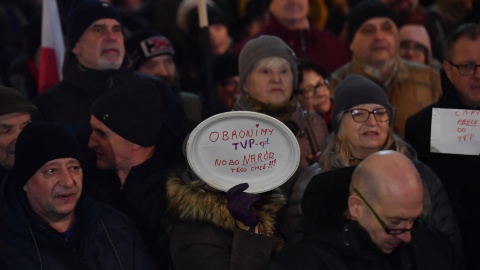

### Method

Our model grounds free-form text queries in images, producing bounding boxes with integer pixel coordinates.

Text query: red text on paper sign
[453,110,479,142]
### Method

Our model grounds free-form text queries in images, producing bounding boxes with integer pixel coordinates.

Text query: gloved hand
[227,183,263,231]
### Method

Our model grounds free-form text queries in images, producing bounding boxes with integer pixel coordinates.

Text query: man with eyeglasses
[405,23,480,269]
[268,150,464,270]
[330,0,441,138]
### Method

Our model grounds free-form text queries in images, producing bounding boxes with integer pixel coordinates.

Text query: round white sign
[186,111,300,193]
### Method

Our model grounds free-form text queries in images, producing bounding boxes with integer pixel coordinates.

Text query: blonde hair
[319,111,412,170]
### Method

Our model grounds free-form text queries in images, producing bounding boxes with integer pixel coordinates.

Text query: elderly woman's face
[341,103,390,159]
[243,57,293,105]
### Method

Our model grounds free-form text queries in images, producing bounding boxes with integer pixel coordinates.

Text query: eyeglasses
[344,108,391,123]
[448,61,480,76]
[296,79,330,98]
[399,41,428,56]
[353,188,419,235]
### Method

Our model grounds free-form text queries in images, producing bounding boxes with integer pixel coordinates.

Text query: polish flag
[38,0,65,93]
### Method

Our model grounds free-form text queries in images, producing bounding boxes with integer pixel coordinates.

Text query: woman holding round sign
[288,74,461,247]
[233,35,329,196]
[166,110,295,270]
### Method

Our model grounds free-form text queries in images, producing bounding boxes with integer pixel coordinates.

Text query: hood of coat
[166,174,286,234]
[300,166,356,235]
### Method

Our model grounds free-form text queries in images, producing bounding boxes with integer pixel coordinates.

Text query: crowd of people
[0,0,479,269]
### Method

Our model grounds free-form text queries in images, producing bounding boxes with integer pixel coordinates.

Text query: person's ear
[72,43,80,55]
[348,195,362,220]
[443,60,454,81]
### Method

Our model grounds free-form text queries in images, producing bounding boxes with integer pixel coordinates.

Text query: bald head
[348,150,424,253]
[351,150,423,203]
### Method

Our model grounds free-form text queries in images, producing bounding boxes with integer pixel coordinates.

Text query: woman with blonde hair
[288,74,461,248]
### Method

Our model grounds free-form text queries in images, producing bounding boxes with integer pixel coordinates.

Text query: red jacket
[231,14,350,73]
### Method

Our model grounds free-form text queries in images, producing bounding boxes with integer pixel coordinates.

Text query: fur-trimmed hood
[166,175,286,234]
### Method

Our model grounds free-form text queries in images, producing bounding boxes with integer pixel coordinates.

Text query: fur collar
[166,177,286,234]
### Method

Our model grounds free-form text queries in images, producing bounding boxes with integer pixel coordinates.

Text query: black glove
[227,183,263,233]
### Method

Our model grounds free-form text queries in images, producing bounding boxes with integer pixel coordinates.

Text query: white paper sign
[186,111,300,193]
[431,108,480,155]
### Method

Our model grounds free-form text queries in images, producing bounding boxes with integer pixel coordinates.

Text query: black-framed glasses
[344,108,391,123]
[296,79,330,98]
[448,61,480,76]
[353,188,419,235]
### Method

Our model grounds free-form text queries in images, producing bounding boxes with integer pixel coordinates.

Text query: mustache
[369,41,389,50]
[101,43,121,53]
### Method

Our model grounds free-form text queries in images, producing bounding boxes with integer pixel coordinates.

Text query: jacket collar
[437,69,475,109]
[264,12,316,40]
[61,53,134,98]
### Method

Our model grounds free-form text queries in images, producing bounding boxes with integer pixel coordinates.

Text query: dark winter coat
[268,166,464,270]
[166,174,286,270]
[84,150,172,269]
[405,70,480,269]
[0,173,155,270]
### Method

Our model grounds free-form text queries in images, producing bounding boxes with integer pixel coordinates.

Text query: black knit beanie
[187,4,228,37]
[347,0,399,44]
[332,74,393,134]
[90,78,163,146]
[125,30,175,70]
[239,35,298,92]
[67,0,122,48]
[8,122,82,189]
[0,85,37,116]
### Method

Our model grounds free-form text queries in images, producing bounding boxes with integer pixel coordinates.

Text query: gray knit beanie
[239,35,298,92]
[332,74,393,134]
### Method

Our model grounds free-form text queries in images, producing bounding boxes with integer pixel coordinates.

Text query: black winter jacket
[405,71,480,269]
[84,150,171,269]
[33,53,186,169]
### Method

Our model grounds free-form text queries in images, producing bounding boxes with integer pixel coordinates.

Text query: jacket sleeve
[415,161,463,249]
[170,221,273,270]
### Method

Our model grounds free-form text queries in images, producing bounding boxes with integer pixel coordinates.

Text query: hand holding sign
[227,183,262,233]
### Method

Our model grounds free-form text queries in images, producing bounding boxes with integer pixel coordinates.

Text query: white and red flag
[38,0,65,93]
